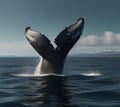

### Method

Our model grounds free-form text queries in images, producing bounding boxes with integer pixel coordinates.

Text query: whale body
[25,18,84,74]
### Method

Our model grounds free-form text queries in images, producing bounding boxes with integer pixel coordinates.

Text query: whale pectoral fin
[54,18,84,58]
[25,28,55,61]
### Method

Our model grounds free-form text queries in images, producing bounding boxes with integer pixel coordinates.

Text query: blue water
[0,57,120,107]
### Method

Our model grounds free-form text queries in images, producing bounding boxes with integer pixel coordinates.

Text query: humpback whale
[25,18,84,74]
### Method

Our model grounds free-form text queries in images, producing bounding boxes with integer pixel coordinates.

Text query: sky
[0,0,120,56]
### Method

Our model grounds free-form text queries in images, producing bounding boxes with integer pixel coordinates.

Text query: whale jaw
[25,18,84,74]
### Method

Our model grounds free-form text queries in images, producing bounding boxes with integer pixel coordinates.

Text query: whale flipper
[55,18,84,58]
[25,27,55,61]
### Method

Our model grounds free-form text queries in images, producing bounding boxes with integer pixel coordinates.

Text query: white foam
[34,57,42,75]
[12,73,35,77]
[81,71,102,76]
[12,73,64,77]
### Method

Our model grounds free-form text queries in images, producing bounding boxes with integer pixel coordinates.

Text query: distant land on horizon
[0,55,38,58]
[0,51,120,58]
[70,51,120,57]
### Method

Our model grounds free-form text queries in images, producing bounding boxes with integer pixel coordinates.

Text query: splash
[12,73,64,77]
[12,73,35,77]
[12,57,43,77]
[12,57,65,77]
[12,57,102,77]
[81,71,102,76]
[34,57,42,76]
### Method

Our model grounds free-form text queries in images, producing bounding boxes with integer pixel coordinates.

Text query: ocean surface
[0,57,120,107]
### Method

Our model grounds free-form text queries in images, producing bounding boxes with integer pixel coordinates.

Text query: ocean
[0,57,120,107]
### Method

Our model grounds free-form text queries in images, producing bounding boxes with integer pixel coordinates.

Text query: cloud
[1,31,120,56]
[77,31,120,46]
[0,41,37,56]
[69,31,120,55]
[0,41,28,49]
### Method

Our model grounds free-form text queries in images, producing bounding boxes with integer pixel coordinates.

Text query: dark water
[0,57,120,107]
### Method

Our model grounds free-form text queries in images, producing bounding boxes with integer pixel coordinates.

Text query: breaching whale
[25,18,84,74]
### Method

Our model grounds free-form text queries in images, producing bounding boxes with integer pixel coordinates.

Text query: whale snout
[67,17,84,34]
[25,27,31,33]
[25,27,42,44]
[77,17,84,22]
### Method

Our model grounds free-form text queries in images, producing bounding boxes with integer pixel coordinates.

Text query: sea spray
[81,71,102,76]
[35,57,43,75]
